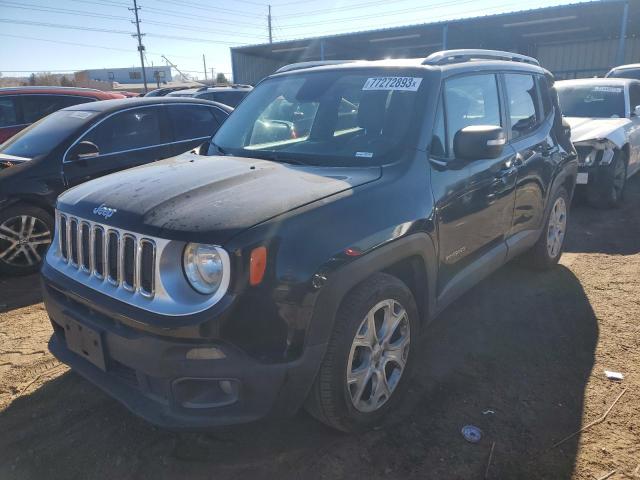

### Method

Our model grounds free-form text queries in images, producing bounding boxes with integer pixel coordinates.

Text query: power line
[0,18,250,45]
[0,1,266,39]
[275,0,477,30]
[67,0,267,28]
[155,0,265,19]
[0,33,199,59]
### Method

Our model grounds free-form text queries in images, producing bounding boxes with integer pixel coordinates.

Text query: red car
[0,87,125,143]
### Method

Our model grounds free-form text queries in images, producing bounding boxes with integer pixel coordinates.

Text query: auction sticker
[593,86,622,93]
[363,77,422,91]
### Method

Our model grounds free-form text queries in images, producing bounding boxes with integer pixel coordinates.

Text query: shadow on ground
[0,274,42,313]
[566,175,640,255]
[0,261,597,479]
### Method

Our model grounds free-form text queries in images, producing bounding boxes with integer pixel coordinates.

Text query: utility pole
[161,55,189,82]
[203,54,208,81]
[268,4,272,44]
[211,67,214,82]
[130,0,148,93]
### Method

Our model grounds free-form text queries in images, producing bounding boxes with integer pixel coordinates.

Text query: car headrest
[357,91,388,134]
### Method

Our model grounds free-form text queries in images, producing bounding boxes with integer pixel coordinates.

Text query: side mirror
[632,105,640,117]
[68,141,99,161]
[453,125,506,160]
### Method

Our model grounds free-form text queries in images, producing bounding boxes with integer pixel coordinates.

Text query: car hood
[58,153,381,244]
[565,117,630,147]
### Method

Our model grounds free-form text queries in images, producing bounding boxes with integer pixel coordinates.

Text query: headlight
[183,243,225,295]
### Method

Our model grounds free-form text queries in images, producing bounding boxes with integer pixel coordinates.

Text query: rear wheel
[587,150,627,208]
[524,187,569,270]
[305,273,418,432]
[0,205,53,275]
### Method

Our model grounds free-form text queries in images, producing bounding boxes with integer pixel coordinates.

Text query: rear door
[165,104,221,156]
[502,73,558,257]
[63,105,171,187]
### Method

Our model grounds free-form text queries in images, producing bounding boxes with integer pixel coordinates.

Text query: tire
[0,204,54,276]
[305,273,419,432]
[524,186,569,270]
[587,150,627,209]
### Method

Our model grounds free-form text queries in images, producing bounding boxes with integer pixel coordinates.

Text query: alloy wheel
[346,299,410,413]
[0,215,52,268]
[546,196,567,258]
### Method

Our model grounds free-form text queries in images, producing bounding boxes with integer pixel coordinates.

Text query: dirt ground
[1,178,639,480]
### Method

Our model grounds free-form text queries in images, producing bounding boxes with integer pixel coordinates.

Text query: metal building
[231,0,639,85]
[74,66,173,85]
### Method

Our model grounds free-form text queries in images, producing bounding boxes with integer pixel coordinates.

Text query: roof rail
[423,49,540,66]
[275,60,359,74]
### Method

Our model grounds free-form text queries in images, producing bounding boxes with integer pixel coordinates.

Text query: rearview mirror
[68,141,99,161]
[453,125,506,160]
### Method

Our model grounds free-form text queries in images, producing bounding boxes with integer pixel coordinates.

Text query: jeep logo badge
[93,204,117,219]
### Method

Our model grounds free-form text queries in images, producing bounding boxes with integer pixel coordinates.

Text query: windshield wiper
[252,151,307,165]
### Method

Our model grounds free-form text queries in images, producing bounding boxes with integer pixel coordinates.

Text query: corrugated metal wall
[537,37,640,78]
[232,51,289,85]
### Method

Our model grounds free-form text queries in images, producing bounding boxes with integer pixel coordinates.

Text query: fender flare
[305,232,438,348]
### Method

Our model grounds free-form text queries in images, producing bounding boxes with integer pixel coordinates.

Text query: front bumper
[42,266,325,430]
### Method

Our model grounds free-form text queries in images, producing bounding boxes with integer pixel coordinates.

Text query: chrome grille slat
[55,214,155,298]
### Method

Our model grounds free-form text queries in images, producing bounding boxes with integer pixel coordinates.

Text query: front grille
[57,213,156,297]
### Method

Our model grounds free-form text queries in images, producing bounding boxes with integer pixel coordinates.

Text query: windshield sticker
[355,151,374,158]
[362,77,422,91]
[593,87,623,93]
[69,111,93,119]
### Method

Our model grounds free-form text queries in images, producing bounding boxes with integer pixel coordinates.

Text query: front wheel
[305,273,418,432]
[0,205,53,275]
[524,187,569,270]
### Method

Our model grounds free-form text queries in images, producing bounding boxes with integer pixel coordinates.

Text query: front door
[63,105,171,187]
[431,73,517,304]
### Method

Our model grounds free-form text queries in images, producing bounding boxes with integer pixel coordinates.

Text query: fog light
[185,347,226,360]
[172,378,240,409]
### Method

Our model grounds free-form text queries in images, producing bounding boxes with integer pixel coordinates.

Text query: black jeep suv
[41,50,577,432]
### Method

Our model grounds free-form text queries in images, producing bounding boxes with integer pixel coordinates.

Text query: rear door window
[80,106,163,156]
[167,104,218,141]
[0,98,18,127]
[629,83,640,112]
[22,95,94,123]
[504,74,542,139]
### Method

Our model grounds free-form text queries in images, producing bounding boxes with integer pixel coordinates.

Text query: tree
[28,73,36,86]
[215,72,229,85]
[60,76,74,87]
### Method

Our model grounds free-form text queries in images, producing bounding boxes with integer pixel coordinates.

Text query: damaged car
[556,78,640,207]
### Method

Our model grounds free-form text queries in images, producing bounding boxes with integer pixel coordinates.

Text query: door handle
[513,153,524,167]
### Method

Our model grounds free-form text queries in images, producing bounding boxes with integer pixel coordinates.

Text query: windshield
[0,110,98,158]
[211,71,425,166]
[607,69,640,80]
[556,84,626,118]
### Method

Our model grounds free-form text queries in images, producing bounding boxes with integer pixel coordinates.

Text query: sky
[0,0,594,80]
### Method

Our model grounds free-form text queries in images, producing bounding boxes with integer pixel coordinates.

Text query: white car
[556,78,640,207]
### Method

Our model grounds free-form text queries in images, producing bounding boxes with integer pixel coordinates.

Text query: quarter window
[0,98,18,127]
[80,107,163,156]
[504,74,542,139]
[167,105,218,141]
[444,74,501,153]
[537,75,554,119]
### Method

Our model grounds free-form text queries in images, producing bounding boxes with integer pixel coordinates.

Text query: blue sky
[0,0,592,80]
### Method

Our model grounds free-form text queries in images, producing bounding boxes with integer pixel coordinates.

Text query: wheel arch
[305,233,438,349]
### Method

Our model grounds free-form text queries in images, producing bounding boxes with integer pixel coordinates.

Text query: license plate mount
[62,317,107,371]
